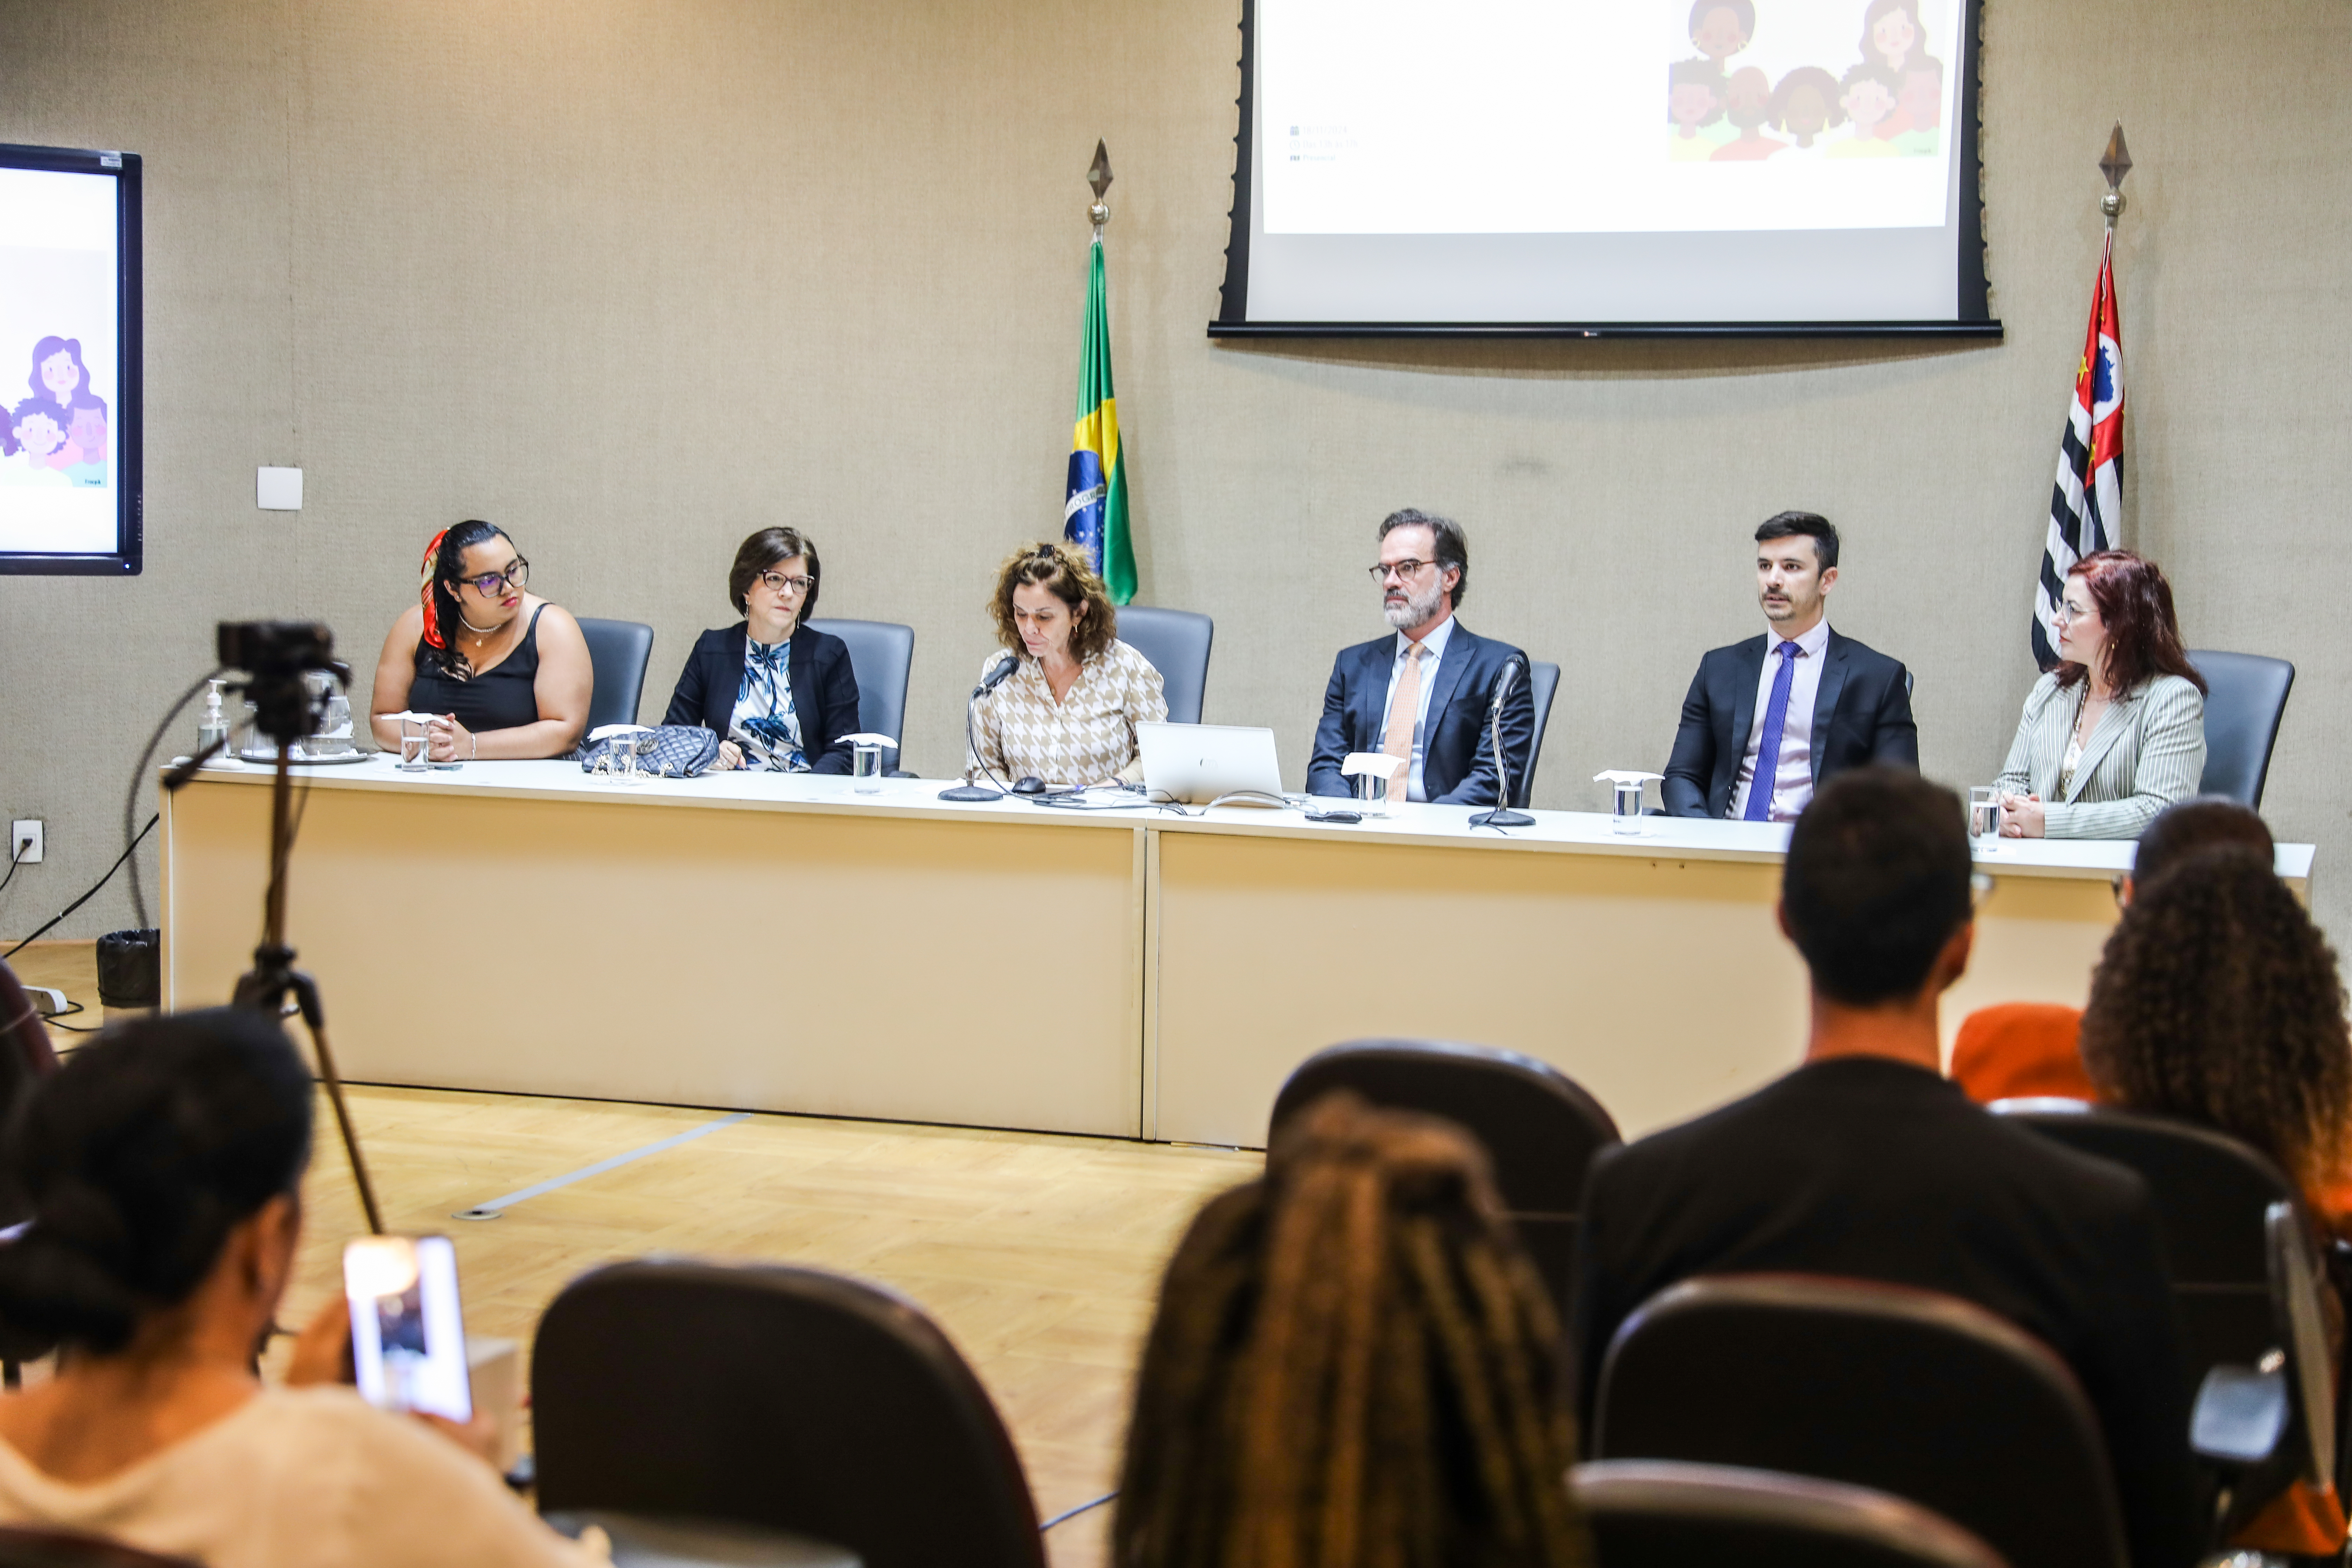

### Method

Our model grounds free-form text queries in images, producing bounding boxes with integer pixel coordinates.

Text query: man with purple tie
[1662,512,1918,819]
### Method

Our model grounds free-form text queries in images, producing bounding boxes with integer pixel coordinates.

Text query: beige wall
[2,0,2346,949]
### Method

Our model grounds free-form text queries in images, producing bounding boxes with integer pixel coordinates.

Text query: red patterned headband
[418,528,449,651]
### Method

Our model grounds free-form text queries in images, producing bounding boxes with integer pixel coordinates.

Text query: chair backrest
[1516,660,1561,810]
[1268,1039,1620,1316]
[1994,1099,2296,1384]
[1592,1274,2128,1568]
[575,617,654,733]
[532,1259,1044,1568]
[1115,607,1214,726]
[2186,649,2294,807]
[0,1529,201,1567]
[1571,1460,2009,1568]
[804,618,914,769]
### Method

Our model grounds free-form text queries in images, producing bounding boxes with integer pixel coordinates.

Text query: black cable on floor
[1040,1491,1118,1532]
[3,814,158,962]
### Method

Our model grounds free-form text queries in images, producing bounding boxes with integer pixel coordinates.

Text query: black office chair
[1572,1461,2009,1568]
[0,1530,200,1568]
[1992,1100,2295,1391]
[2186,649,2294,807]
[533,1259,1044,1568]
[1517,659,1561,810]
[1117,606,1213,725]
[575,617,654,733]
[1591,1274,2130,1568]
[1268,1040,1619,1317]
[805,618,915,772]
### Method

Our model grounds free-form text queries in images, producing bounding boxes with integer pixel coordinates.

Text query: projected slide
[0,155,135,568]
[1220,0,1991,330]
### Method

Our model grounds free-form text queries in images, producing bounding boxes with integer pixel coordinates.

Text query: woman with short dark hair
[1995,550,2207,839]
[663,526,862,773]
[368,520,593,762]
[968,541,1164,788]
[0,1009,595,1566]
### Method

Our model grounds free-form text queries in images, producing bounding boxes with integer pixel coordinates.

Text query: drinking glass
[1968,785,2000,847]
[1612,778,1647,835]
[853,742,884,793]
[398,715,430,771]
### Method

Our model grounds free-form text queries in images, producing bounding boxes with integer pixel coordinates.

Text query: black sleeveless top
[409,604,546,735]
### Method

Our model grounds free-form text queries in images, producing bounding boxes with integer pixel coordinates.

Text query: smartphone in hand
[343,1234,473,1423]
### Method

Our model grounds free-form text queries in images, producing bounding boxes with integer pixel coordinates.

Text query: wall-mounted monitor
[1212,0,1994,338]
[0,143,141,574]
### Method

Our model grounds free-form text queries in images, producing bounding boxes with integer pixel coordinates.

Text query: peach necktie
[1382,642,1426,760]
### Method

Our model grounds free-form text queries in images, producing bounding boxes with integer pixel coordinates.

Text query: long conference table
[158,760,2317,1146]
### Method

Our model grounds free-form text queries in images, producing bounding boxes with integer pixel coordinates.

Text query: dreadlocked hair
[1111,1091,1591,1568]
[2081,843,2352,1197]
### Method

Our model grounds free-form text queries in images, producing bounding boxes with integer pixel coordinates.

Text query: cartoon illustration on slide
[1666,0,1944,163]
[1668,60,1729,160]
[1711,68,1785,160]
[1769,65,1845,150]
[7,398,79,486]
[1830,63,1903,156]
[19,336,106,486]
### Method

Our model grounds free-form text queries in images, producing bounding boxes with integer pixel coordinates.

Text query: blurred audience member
[0,1008,597,1567]
[1949,797,2276,1105]
[1572,768,2201,1568]
[1113,1091,1590,1568]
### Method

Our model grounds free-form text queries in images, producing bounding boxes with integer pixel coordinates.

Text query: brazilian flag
[1064,237,1135,604]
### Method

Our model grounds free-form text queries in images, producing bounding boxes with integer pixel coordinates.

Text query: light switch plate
[257,466,303,511]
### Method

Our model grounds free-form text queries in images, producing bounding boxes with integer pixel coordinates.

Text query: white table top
[166,755,2317,889]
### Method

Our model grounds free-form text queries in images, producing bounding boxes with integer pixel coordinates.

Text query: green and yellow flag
[1063,237,1135,604]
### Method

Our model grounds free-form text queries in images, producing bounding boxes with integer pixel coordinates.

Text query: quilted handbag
[578,724,721,779]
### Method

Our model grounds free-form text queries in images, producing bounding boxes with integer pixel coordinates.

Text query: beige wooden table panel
[162,776,1144,1136]
[1148,830,2135,1147]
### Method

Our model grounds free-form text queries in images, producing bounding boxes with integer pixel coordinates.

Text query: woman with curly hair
[966,541,1165,789]
[1112,1091,1591,1568]
[2079,843,2352,1219]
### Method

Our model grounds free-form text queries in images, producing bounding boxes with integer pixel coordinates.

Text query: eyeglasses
[1368,559,1438,583]
[455,558,528,596]
[756,570,816,596]
[2052,601,2095,625]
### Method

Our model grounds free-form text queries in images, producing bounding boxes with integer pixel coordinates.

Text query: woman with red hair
[1995,550,2207,839]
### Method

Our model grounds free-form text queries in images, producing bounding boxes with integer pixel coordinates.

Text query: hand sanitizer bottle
[196,680,235,766]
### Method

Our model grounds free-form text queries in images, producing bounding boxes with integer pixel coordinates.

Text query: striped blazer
[1993,671,2206,840]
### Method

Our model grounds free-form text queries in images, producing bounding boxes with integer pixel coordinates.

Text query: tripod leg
[288,971,384,1236]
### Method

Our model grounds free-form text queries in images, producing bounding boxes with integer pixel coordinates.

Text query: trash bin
[95,929,160,1022]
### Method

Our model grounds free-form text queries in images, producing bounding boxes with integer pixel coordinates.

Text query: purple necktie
[1743,641,1801,822]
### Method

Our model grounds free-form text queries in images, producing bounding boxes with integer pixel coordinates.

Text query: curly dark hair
[2052,550,2207,696]
[987,541,1117,664]
[1112,1091,1590,1568]
[2080,845,2351,1195]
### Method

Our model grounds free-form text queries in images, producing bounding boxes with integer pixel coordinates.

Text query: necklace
[458,613,502,637]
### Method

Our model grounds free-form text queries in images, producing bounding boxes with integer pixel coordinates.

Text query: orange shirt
[1948,1003,2096,1105]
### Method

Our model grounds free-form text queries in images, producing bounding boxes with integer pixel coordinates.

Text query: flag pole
[2098,122,2132,232]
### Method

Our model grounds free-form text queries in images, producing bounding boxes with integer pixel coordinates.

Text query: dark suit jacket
[662,622,862,774]
[1662,628,1917,818]
[1305,621,1535,806]
[1571,1057,2203,1568]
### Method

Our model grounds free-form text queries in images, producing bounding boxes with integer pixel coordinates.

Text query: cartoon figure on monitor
[1829,64,1903,156]
[24,335,106,486]
[1770,65,1846,150]
[1668,60,1729,161]
[1687,0,1755,70]
[6,398,80,485]
[1854,0,1942,153]
[1710,68,1784,160]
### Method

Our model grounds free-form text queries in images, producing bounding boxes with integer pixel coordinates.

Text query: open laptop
[1137,722,1287,806]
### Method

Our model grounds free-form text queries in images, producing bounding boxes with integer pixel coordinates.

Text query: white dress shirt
[1379,612,1456,803]
[1729,617,1830,822]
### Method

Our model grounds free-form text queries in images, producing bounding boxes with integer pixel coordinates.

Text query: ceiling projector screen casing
[1212,0,1995,337]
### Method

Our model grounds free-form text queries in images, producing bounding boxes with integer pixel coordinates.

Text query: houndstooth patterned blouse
[967,638,1168,786]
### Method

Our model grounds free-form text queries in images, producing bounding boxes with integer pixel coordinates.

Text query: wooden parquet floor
[4,943,1261,1568]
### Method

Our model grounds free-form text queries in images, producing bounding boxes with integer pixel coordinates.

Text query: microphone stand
[1469,657,1534,830]
[939,654,1020,803]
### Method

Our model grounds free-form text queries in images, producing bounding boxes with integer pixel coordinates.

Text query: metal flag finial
[1088,140,1112,232]
[2099,123,2132,227]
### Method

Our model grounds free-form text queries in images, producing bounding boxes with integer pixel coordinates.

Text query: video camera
[217,621,352,748]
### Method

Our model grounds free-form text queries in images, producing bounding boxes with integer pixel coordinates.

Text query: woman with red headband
[1995,550,2208,839]
[367,521,592,762]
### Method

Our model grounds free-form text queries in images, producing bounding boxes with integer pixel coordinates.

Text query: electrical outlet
[10,820,40,864]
